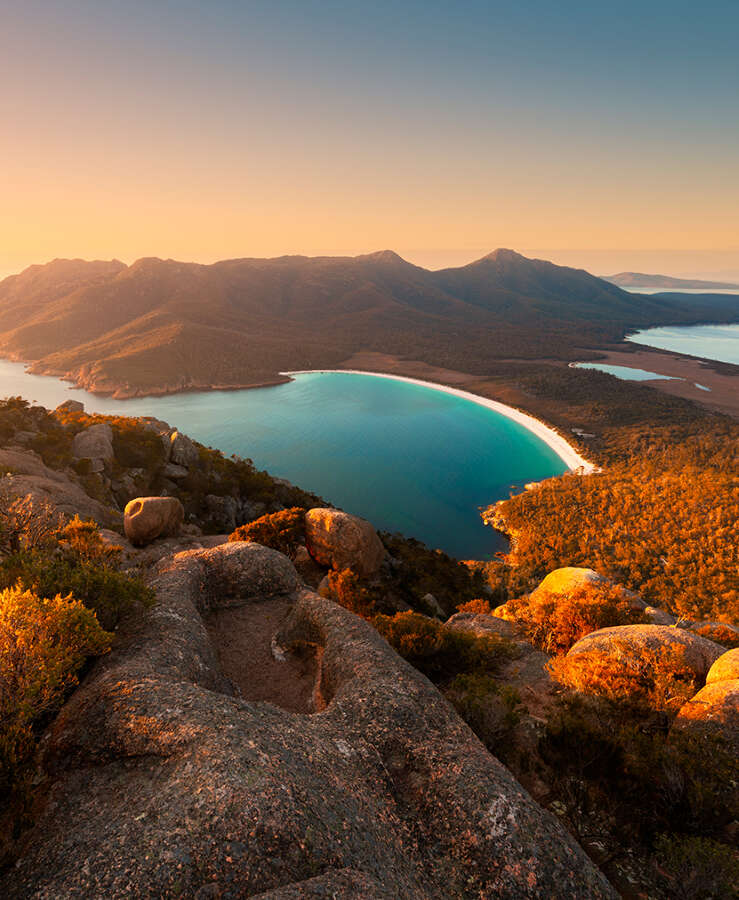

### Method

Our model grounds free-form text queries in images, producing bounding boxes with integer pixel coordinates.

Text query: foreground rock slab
[7,542,615,899]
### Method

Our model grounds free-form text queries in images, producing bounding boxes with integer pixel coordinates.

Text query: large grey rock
[567,624,724,681]
[162,462,189,480]
[446,611,518,640]
[305,507,385,577]
[55,399,84,413]
[124,496,184,546]
[71,423,114,462]
[5,543,616,899]
[169,430,200,467]
[643,605,676,625]
[1,469,119,528]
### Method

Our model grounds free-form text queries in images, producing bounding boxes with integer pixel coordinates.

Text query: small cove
[0,361,572,559]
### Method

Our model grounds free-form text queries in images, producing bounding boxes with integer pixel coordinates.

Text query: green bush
[373,611,515,683]
[0,585,111,796]
[380,533,487,617]
[0,549,154,632]
[540,694,737,846]
[653,834,739,900]
[446,672,521,754]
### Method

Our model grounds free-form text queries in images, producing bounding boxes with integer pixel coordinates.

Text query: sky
[1,0,738,280]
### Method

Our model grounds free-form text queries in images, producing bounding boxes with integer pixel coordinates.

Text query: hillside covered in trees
[480,367,738,623]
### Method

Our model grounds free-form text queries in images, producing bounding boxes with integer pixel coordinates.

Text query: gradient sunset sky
[2,0,738,279]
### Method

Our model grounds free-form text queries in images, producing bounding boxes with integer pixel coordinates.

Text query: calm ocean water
[626,323,739,365]
[0,363,567,559]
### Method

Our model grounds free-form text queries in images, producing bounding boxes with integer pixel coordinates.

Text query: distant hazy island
[1,249,738,400]
[605,271,739,291]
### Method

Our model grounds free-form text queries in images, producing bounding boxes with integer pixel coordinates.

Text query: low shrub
[653,834,739,900]
[373,611,515,683]
[0,548,154,632]
[689,623,739,650]
[548,643,699,712]
[0,585,111,796]
[446,672,521,753]
[379,533,487,617]
[229,507,306,557]
[323,567,380,619]
[0,489,64,556]
[506,584,645,655]
[540,693,736,846]
[455,597,493,615]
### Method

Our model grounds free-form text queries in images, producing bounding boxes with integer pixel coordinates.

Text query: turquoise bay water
[627,323,739,365]
[572,363,680,381]
[0,361,567,559]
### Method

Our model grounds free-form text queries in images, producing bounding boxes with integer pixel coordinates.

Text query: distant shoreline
[281,369,599,475]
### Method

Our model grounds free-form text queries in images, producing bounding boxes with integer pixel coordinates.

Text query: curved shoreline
[281,369,599,475]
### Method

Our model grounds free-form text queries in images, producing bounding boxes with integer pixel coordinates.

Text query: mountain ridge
[1,250,737,398]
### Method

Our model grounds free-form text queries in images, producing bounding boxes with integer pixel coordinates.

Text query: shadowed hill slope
[1,250,737,397]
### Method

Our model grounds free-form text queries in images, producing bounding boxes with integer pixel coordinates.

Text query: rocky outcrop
[6,542,616,898]
[643,605,676,625]
[169,430,200,467]
[672,680,739,754]
[0,453,120,528]
[71,422,114,470]
[305,508,385,577]
[123,496,184,545]
[706,648,739,685]
[567,624,724,681]
[446,611,518,640]
[55,399,85,413]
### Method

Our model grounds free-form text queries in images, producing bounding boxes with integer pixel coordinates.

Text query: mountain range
[1,249,737,398]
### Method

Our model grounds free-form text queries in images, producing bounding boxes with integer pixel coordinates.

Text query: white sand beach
[281,369,599,474]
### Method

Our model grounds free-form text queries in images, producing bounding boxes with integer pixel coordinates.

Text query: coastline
[281,368,599,475]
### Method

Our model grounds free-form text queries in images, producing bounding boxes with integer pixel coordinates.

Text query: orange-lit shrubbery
[229,507,307,557]
[0,585,111,794]
[506,584,645,655]
[548,643,698,712]
[455,597,493,615]
[324,568,379,619]
[688,623,739,650]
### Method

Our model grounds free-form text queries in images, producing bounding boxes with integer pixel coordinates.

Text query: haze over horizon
[2,0,737,281]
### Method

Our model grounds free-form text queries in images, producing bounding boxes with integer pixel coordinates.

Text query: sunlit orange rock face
[305,507,385,577]
[706,648,739,685]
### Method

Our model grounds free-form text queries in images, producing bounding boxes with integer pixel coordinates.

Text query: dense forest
[483,367,738,622]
